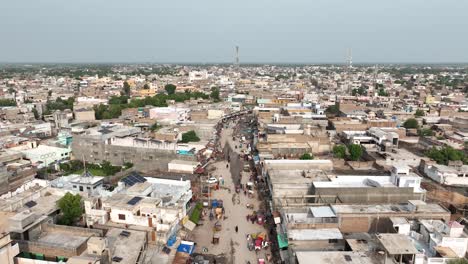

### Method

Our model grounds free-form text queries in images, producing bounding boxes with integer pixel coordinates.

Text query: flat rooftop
[377,233,419,255]
[288,228,343,241]
[106,228,146,264]
[330,202,448,215]
[36,231,89,249]
[295,251,382,264]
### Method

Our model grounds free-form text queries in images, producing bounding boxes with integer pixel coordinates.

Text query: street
[192,117,271,264]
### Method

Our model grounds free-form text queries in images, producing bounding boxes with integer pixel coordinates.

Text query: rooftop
[377,233,419,255]
[295,251,382,264]
[288,228,342,241]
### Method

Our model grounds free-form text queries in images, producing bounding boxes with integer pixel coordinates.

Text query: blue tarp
[177,241,195,254]
[167,235,177,247]
[211,199,219,208]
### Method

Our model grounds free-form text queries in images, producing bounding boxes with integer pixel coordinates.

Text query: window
[79,186,83,191]
[86,187,91,190]
[118,214,126,220]
[329,239,338,243]
[73,185,76,189]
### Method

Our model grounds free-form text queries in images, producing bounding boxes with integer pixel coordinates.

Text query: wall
[313,187,424,204]
[72,138,196,172]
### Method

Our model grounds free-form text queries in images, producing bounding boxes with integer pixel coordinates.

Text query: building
[19,145,71,169]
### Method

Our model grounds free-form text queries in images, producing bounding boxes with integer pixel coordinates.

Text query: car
[207,177,218,184]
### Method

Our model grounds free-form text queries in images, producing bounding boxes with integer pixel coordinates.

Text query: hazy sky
[1,0,467,63]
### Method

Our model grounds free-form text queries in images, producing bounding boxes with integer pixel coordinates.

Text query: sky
[1,0,467,64]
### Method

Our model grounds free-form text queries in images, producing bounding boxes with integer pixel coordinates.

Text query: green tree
[426,146,467,165]
[378,88,389,96]
[210,87,221,102]
[181,130,200,143]
[57,193,83,226]
[165,84,177,95]
[122,81,131,96]
[332,145,347,159]
[403,118,419,129]
[415,109,425,117]
[325,104,340,115]
[7,87,16,94]
[150,122,161,132]
[299,153,314,160]
[143,83,150,90]
[348,144,363,161]
[0,99,17,107]
[32,108,40,119]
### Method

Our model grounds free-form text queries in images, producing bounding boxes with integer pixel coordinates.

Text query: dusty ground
[192,123,271,264]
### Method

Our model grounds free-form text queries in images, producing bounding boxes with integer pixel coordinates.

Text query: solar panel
[121,172,146,186]
[25,201,37,208]
[344,255,352,262]
[112,256,123,262]
[120,230,131,237]
[127,197,143,205]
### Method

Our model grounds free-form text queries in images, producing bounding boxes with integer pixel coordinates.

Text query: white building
[422,162,468,187]
[20,145,71,168]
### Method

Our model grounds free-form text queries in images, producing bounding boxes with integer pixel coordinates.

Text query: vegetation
[210,87,221,102]
[57,193,83,226]
[418,128,433,137]
[181,130,200,143]
[150,122,161,132]
[164,84,177,95]
[122,81,131,96]
[94,91,209,120]
[59,160,123,176]
[426,146,468,165]
[325,104,340,115]
[143,83,150,89]
[403,118,419,129]
[0,99,17,107]
[352,87,366,96]
[44,97,75,114]
[123,162,134,169]
[299,153,314,160]
[377,88,389,96]
[332,145,347,159]
[414,109,425,117]
[348,144,364,161]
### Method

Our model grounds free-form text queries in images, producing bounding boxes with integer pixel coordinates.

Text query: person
[235,226,238,233]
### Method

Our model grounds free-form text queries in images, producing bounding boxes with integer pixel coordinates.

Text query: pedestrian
[213,259,217,264]
[235,226,238,233]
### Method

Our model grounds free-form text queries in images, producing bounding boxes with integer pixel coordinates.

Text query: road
[192,117,271,264]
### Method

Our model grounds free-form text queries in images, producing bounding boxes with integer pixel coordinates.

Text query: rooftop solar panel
[127,196,143,205]
[121,172,147,186]
[25,201,37,208]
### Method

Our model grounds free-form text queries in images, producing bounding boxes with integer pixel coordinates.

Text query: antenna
[235,46,239,67]
[345,48,353,94]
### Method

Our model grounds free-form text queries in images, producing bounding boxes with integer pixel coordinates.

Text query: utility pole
[235,46,240,67]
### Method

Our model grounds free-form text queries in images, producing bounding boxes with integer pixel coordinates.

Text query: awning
[177,241,195,254]
[277,234,289,249]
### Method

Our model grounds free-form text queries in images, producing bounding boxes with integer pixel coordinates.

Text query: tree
[143,83,150,90]
[332,145,346,159]
[348,144,363,161]
[378,88,389,96]
[165,84,177,95]
[32,108,40,119]
[181,130,200,143]
[0,99,17,107]
[150,122,161,132]
[403,118,419,129]
[210,87,220,102]
[57,193,83,226]
[299,153,314,160]
[414,109,425,117]
[122,81,131,96]
[325,104,340,115]
[426,146,468,165]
